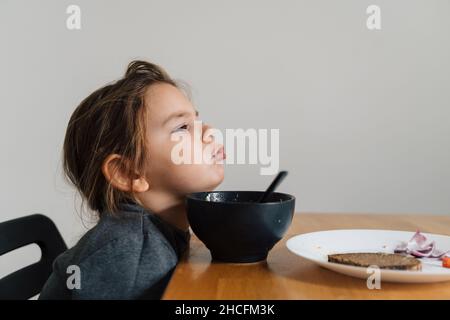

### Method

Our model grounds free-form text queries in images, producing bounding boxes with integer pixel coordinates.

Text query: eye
[173,124,189,132]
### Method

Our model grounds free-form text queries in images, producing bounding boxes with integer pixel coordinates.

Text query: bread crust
[328,252,422,271]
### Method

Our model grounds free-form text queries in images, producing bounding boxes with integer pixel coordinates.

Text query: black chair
[0,214,67,300]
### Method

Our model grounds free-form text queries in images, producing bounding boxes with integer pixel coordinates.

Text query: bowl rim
[186,190,296,205]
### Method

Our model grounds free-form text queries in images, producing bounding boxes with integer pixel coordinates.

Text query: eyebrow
[163,109,199,126]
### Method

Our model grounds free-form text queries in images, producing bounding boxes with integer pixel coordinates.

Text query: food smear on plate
[328,253,421,271]
[394,230,450,259]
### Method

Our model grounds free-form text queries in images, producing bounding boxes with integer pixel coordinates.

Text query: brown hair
[63,60,177,218]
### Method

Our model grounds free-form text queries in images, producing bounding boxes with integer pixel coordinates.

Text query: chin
[210,163,224,186]
[190,165,224,193]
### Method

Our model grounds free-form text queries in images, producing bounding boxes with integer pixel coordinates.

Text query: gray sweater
[38,201,190,300]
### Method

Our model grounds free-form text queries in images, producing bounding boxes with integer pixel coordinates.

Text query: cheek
[143,138,174,178]
[146,133,224,192]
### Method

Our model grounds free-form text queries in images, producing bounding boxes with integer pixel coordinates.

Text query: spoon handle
[259,171,288,203]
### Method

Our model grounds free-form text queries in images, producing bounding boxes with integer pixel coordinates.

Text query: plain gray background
[1,0,449,280]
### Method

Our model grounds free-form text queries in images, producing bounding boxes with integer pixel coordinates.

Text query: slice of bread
[328,252,422,271]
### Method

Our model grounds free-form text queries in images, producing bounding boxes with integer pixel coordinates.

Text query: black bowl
[186,191,295,263]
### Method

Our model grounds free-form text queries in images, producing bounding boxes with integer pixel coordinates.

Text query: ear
[101,154,150,193]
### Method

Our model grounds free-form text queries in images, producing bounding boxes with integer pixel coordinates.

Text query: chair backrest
[0,214,67,299]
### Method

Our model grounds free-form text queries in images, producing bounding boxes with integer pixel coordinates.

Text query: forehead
[143,82,194,122]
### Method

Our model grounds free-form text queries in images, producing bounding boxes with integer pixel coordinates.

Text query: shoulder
[53,205,178,275]
[44,205,181,299]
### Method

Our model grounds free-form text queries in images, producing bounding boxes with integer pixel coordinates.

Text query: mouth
[212,146,226,162]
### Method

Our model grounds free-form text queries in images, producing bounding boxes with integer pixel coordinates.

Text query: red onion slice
[394,230,449,260]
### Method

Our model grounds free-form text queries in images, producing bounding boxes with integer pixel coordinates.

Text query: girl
[39,60,225,299]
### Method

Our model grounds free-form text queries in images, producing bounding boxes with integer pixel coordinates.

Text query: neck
[135,190,189,232]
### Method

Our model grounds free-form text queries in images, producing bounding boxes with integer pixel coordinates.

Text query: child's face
[142,83,224,195]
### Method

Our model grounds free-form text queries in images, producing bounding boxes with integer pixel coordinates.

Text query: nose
[202,123,215,144]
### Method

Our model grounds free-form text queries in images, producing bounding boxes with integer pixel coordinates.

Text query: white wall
[1,0,449,278]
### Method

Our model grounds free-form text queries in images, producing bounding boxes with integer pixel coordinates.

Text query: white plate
[286,229,450,283]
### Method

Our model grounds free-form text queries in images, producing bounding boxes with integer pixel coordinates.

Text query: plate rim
[286,228,450,276]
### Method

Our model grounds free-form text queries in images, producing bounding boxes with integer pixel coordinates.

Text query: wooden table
[163,213,450,299]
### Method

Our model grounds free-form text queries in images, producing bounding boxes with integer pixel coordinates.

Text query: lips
[212,146,226,162]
